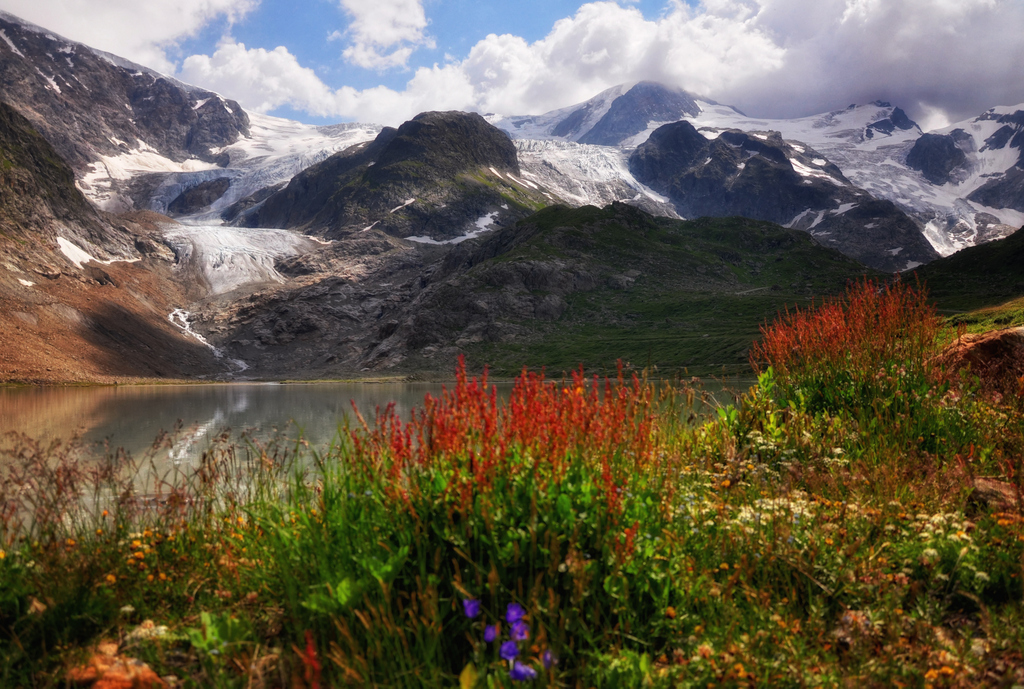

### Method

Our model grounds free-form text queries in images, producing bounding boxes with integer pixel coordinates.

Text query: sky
[1,0,1023,130]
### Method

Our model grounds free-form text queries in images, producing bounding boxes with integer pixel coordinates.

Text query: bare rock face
[932,327,1024,398]
[167,178,231,216]
[906,133,967,185]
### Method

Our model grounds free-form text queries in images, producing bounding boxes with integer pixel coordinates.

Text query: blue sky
[2,0,1023,128]
[171,0,683,121]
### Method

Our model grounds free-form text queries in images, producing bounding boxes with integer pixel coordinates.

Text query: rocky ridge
[0,12,249,174]
[239,111,550,243]
[628,121,939,272]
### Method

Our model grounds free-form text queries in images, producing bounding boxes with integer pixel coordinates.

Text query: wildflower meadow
[1,279,1023,687]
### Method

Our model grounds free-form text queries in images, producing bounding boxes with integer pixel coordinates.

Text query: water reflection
[0,383,469,465]
[1,378,752,472]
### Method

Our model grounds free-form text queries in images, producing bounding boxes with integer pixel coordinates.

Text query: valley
[4,5,1024,688]
[1,11,1023,384]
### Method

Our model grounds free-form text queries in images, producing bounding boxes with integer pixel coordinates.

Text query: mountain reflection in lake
[0,383,469,467]
[1,379,750,472]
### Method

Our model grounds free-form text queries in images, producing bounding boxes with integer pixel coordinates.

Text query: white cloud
[178,37,475,124]
[8,0,1022,130]
[174,1,786,125]
[730,0,1024,123]
[173,0,1024,128]
[180,38,338,115]
[0,0,256,74]
[335,0,434,69]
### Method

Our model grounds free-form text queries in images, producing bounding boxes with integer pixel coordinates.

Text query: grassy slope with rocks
[407,202,876,377]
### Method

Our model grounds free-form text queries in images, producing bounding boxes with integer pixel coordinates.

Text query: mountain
[0,12,248,201]
[0,11,382,216]
[627,121,938,272]
[239,111,550,242]
[493,82,704,147]
[497,87,1024,258]
[915,225,1024,312]
[0,100,225,382]
[204,203,874,377]
[3,9,1023,384]
[657,99,1024,255]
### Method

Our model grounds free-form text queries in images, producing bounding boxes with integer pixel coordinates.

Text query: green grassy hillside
[914,226,1024,332]
[410,203,877,376]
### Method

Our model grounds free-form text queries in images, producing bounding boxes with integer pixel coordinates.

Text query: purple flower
[500,640,519,661]
[484,624,497,643]
[510,661,538,681]
[511,620,530,641]
[505,602,526,624]
[542,649,556,669]
[462,599,480,619]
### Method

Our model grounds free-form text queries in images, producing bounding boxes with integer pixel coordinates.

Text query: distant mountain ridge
[493,82,708,146]
[628,121,938,272]
[0,11,249,170]
[496,84,1024,257]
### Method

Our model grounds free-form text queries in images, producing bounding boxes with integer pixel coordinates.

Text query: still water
[0,382,469,464]
[0,379,749,470]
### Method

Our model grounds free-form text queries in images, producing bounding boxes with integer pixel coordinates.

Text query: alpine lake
[0,377,750,474]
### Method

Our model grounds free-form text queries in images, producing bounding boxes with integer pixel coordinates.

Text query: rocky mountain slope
[628,121,938,272]
[193,203,873,378]
[239,111,550,242]
[0,101,225,382]
[0,11,382,217]
[0,12,248,195]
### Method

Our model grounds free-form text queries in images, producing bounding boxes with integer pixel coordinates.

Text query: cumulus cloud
[333,0,434,69]
[729,0,1024,123]
[0,0,256,74]
[178,37,475,124]
[174,1,787,125]
[8,0,1022,129]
